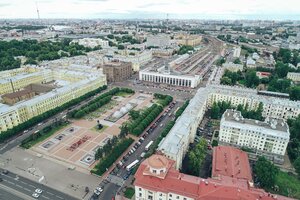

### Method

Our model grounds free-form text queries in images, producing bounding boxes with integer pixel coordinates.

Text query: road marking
[19,180,27,184]
[56,195,64,199]
[15,184,23,189]
[42,195,50,199]
[46,191,54,195]
[4,179,15,185]
[24,188,31,192]
[28,184,35,188]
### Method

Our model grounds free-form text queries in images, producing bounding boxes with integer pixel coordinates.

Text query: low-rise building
[219,109,289,157]
[246,58,256,68]
[222,62,243,72]
[146,34,171,48]
[256,71,271,79]
[287,72,300,82]
[174,33,202,47]
[102,61,132,82]
[233,47,241,58]
[71,38,109,48]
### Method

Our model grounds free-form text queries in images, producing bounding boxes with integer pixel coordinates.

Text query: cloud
[0,3,10,7]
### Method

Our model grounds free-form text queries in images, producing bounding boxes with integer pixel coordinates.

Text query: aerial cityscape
[0,1,300,200]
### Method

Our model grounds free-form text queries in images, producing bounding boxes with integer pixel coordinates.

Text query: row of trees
[273,48,300,66]
[0,85,107,143]
[20,120,68,149]
[287,115,300,176]
[0,39,96,71]
[128,104,163,136]
[254,156,279,188]
[92,138,134,176]
[211,101,263,121]
[174,100,189,119]
[187,138,208,176]
[68,87,134,119]
[94,136,118,160]
[154,93,173,107]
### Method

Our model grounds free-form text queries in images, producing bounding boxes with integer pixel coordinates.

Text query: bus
[145,140,153,151]
[126,159,139,171]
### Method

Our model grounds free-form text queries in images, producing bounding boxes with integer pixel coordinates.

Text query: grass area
[20,122,69,149]
[124,187,135,199]
[91,124,108,133]
[115,91,132,97]
[238,79,246,86]
[84,100,118,119]
[270,171,300,199]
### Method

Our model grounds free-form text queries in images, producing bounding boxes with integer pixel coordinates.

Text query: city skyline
[0,0,300,20]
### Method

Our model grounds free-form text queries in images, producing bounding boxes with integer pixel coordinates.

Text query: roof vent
[205,181,208,185]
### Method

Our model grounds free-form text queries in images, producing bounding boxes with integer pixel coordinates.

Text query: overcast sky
[0,0,299,20]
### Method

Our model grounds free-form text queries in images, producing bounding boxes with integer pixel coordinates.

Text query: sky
[0,0,300,20]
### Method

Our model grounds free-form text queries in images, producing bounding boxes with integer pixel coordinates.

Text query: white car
[32,193,40,198]
[23,130,28,133]
[35,188,43,194]
[94,189,101,196]
[37,123,43,126]
[96,187,103,192]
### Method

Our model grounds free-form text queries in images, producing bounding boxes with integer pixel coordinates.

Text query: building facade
[134,152,292,200]
[219,109,289,157]
[72,38,109,48]
[287,72,300,82]
[222,62,243,72]
[102,61,132,82]
[0,65,107,133]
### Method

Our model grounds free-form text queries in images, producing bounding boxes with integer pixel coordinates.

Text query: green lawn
[20,122,69,149]
[115,91,131,97]
[124,187,135,199]
[91,124,108,133]
[272,171,300,199]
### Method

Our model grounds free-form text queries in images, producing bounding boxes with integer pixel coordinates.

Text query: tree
[289,86,300,101]
[255,156,279,188]
[187,138,207,175]
[293,157,300,178]
[245,69,259,88]
[211,102,220,119]
[233,58,241,64]
[117,45,125,50]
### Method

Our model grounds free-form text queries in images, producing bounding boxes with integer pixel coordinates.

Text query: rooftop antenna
[36,2,40,20]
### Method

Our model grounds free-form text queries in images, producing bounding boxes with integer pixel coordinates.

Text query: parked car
[35,189,43,194]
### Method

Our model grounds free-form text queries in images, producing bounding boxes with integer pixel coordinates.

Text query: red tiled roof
[212,146,253,182]
[134,148,294,200]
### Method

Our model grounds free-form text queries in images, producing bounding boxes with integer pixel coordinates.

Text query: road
[0,87,110,154]
[0,169,78,200]
[91,100,183,200]
[0,184,25,200]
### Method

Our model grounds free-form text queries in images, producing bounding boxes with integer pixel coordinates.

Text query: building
[233,47,241,58]
[114,50,152,71]
[1,89,35,105]
[0,65,107,133]
[175,33,202,47]
[287,72,300,82]
[139,65,201,88]
[71,38,109,48]
[157,84,299,169]
[222,62,243,72]
[158,87,209,169]
[246,58,256,68]
[102,61,132,82]
[219,109,289,158]
[256,71,271,79]
[134,152,292,200]
[208,85,300,120]
[146,34,171,48]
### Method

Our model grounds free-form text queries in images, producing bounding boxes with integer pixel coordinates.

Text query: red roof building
[212,146,253,183]
[134,147,294,200]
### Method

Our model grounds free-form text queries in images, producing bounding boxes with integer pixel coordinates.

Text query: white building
[219,109,289,156]
[287,72,300,82]
[114,50,152,71]
[72,38,109,48]
[222,62,243,72]
[233,47,241,58]
[158,87,209,169]
[139,66,201,88]
[246,58,256,68]
[146,34,171,48]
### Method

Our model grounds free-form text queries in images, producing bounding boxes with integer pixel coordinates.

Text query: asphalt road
[0,184,25,200]
[0,169,78,200]
[0,87,111,155]
[91,100,183,200]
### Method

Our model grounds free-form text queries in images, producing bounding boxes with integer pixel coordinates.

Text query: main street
[0,169,78,200]
[91,98,183,200]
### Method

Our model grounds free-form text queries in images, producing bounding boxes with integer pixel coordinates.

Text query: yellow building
[175,33,202,47]
[0,65,107,133]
